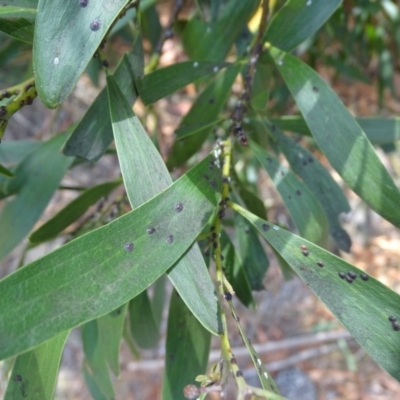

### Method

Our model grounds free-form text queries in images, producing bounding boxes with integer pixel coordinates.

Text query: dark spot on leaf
[102,59,109,68]
[296,190,301,196]
[302,250,309,257]
[164,29,174,39]
[317,261,324,267]
[236,370,243,377]
[90,18,101,31]
[360,273,369,281]
[389,315,397,322]
[210,179,216,187]
[166,235,174,244]
[302,160,307,166]
[15,374,22,382]
[393,322,400,331]
[79,0,88,7]
[347,271,357,279]
[280,170,285,176]
[203,174,209,180]
[345,276,353,283]
[244,227,250,234]
[308,157,313,163]
[266,157,272,163]
[312,86,319,92]
[262,223,270,231]
[209,97,215,104]
[339,272,346,279]
[224,291,233,301]
[288,195,292,199]
[174,202,184,213]
[124,242,134,252]
[147,227,156,234]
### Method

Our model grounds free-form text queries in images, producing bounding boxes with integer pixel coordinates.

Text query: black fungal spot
[393,322,400,331]
[15,374,22,382]
[236,370,243,377]
[174,202,184,213]
[209,179,216,187]
[295,189,301,196]
[166,235,174,244]
[124,242,134,252]
[361,273,369,281]
[90,18,101,31]
[302,250,309,257]
[345,276,353,283]
[317,261,324,267]
[79,0,88,7]
[347,271,357,279]
[389,315,398,323]
[312,86,319,92]
[262,223,270,232]
[224,291,233,301]
[339,272,346,279]
[147,227,156,235]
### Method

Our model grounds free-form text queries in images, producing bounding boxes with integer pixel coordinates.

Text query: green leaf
[234,203,400,382]
[29,180,121,244]
[0,139,41,165]
[0,5,36,18]
[0,134,73,261]
[4,331,69,400]
[107,74,222,336]
[33,0,129,107]
[162,290,211,400]
[270,47,400,228]
[167,64,241,169]
[251,140,328,245]
[182,0,259,61]
[264,0,341,51]
[234,213,269,291]
[0,162,13,177]
[266,123,351,251]
[82,305,128,399]
[250,53,272,111]
[137,61,230,105]
[0,18,34,43]
[62,52,138,161]
[128,291,160,349]
[0,154,221,361]
[82,320,114,399]
[220,230,254,308]
[267,115,400,145]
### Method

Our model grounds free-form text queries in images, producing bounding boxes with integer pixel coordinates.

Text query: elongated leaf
[81,320,114,399]
[62,52,138,161]
[0,18,34,43]
[137,61,230,105]
[264,0,341,51]
[234,213,269,291]
[82,306,128,400]
[167,64,241,169]
[251,140,328,245]
[129,291,160,349]
[162,290,211,400]
[0,154,221,361]
[267,115,400,145]
[0,162,13,177]
[220,230,254,308]
[182,0,259,61]
[4,331,69,400]
[234,203,400,382]
[34,0,129,107]
[29,180,121,244]
[0,134,73,261]
[108,75,222,335]
[0,5,36,18]
[266,123,351,251]
[0,139,41,165]
[270,47,400,228]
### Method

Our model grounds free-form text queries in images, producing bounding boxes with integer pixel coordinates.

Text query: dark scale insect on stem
[224,291,233,301]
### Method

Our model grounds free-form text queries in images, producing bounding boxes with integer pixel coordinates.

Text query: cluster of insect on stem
[0,78,37,142]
